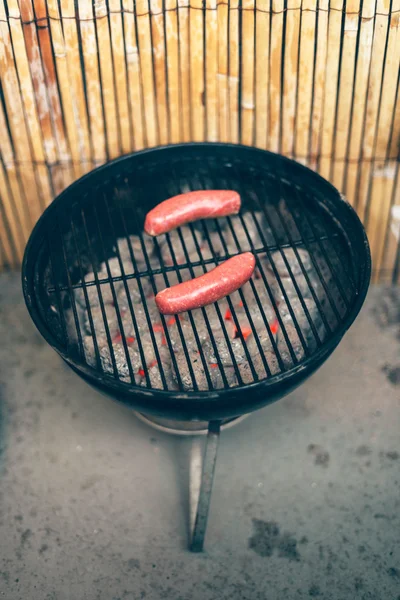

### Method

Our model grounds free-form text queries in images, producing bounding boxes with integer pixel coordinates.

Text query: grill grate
[26,146,368,402]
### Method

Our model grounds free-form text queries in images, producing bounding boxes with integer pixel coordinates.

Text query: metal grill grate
[25,145,368,405]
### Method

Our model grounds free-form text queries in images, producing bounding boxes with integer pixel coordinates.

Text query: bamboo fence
[0,0,399,282]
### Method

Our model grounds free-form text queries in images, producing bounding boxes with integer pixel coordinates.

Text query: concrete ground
[0,272,399,600]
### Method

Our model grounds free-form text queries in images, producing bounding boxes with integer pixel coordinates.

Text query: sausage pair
[144,190,255,315]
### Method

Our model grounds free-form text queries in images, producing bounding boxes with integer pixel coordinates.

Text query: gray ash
[202,337,248,367]
[172,351,209,391]
[68,223,338,391]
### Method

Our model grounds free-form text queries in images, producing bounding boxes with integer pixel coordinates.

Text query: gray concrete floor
[0,273,399,600]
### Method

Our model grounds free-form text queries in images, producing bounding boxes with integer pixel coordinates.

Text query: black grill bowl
[22,144,371,421]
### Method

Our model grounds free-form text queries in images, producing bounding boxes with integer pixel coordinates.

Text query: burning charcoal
[116,234,156,265]
[130,233,156,257]
[187,303,236,340]
[172,351,209,391]
[246,328,275,357]
[84,304,121,339]
[203,230,230,257]
[264,350,281,376]
[99,344,142,381]
[262,249,324,303]
[120,301,159,337]
[226,211,267,250]
[237,350,280,384]
[158,227,203,266]
[139,364,164,389]
[169,319,203,352]
[269,248,314,277]
[276,324,306,368]
[117,278,151,308]
[100,256,123,277]
[138,348,174,390]
[82,335,103,368]
[133,330,167,367]
[238,355,267,384]
[202,337,248,367]
[209,364,238,389]
[74,270,122,308]
[278,297,326,347]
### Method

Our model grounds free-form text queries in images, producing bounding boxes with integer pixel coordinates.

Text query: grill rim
[22,143,371,413]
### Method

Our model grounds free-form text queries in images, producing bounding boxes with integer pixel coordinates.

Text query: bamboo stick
[318,0,344,180]
[217,0,229,142]
[0,4,43,228]
[150,0,169,144]
[308,0,329,170]
[281,0,300,157]
[33,0,73,184]
[380,76,400,283]
[367,2,400,280]
[344,0,375,206]
[229,0,240,143]
[0,198,16,268]
[136,0,159,147]
[178,0,191,141]
[309,0,328,171]
[389,80,400,161]
[254,0,270,149]
[190,0,205,141]
[78,0,107,165]
[295,0,317,165]
[165,0,181,143]
[93,0,120,159]
[0,161,25,264]
[380,163,400,283]
[6,0,52,168]
[0,100,31,256]
[355,0,390,224]
[205,0,218,141]
[60,0,92,173]
[370,162,398,282]
[122,0,146,150]
[17,0,56,164]
[241,0,255,146]
[269,0,284,153]
[28,0,73,195]
[45,0,83,181]
[109,0,132,154]
[6,0,53,209]
[331,0,360,191]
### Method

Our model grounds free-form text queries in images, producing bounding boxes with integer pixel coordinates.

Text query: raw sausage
[144,190,241,236]
[155,253,256,315]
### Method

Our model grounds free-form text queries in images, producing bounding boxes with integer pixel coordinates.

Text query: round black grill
[22,144,371,420]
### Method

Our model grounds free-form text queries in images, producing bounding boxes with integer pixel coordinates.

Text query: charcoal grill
[22,143,371,551]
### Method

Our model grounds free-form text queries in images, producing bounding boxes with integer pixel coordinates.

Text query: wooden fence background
[0,0,399,282]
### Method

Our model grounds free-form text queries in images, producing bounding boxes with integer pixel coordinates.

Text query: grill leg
[190,420,221,552]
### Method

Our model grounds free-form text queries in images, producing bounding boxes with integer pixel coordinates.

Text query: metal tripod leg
[190,420,221,552]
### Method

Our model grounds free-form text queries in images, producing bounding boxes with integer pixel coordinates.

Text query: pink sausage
[155,253,256,315]
[144,190,241,236]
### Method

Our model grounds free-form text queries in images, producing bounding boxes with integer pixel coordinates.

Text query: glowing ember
[237,326,252,341]
[225,308,232,320]
[270,319,279,335]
